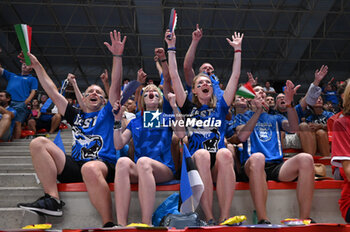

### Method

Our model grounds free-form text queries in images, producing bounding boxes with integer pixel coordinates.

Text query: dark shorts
[210,152,216,169]
[11,101,28,123]
[36,118,52,132]
[238,161,284,182]
[57,155,115,183]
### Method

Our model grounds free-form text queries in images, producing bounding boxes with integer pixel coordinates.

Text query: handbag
[161,212,206,229]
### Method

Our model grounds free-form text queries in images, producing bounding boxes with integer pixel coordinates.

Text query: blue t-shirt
[324,91,339,106]
[126,113,175,174]
[180,96,229,155]
[64,102,117,164]
[225,115,236,139]
[235,111,287,164]
[269,104,305,124]
[306,110,334,125]
[185,74,224,101]
[0,106,17,138]
[2,70,38,102]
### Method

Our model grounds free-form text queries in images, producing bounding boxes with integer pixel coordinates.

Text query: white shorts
[283,133,301,149]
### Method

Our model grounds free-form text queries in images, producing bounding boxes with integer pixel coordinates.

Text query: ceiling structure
[0,0,350,93]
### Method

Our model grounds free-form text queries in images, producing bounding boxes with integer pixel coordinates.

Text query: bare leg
[212,148,235,222]
[27,118,37,133]
[0,114,12,138]
[278,153,314,219]
[49,114,62,133]
[81,161,112,225]
[29,137,66,199]
[14,121,22,139]
[315,129,330,156]
[342,161,350,181]
[137,157,174,225]
[245,153,268,221]
[193,149,214,221]
[115,157,138,226]
[298,123,316,155]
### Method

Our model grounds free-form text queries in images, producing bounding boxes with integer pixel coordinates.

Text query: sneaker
[307,217,316,223]
[17,193,65,216]
[207,219,217,226]
[258,219,271,224]
[103,222,117,228]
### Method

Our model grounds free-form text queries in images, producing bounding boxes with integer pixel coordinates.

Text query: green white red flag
[236,82,256,99]
[14,24,32,65]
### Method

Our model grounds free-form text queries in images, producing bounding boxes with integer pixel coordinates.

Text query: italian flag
[236,82,256,99]
[14,24,32,65]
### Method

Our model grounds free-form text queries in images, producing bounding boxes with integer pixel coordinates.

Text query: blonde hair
[343,79,350,115]
[140,84,163,111]
[192,73,217,108]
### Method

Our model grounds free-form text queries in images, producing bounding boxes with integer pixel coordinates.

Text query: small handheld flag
[236,82,269,111]
[113,80,141,115]
[180,144,204,213]
[14,24,32,65]
[167,8,177,39]
[53,130,65,154]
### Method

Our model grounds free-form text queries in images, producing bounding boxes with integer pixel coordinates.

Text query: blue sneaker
[17,193,65,216]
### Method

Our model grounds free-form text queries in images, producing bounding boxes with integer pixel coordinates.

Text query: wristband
[113,54,123,58]
[168,47,176,51]
[160,58,167,63]
[114,120,122,130]
[167,50,176,54]
[235,50,241,53]
[285,102,294,108]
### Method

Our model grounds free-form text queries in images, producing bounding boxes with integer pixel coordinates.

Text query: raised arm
[168,92,186,139]
[155,48,171,99]
[223,32,243,106]
[282,80,301,133]
[100,69,110,97]
[183,24,203,87]
[247,72,258,87]
[165,30,187,107]
[300,65,328,110]
[236,98,264,142]
[135,68,147,110]
[67,73,87,112]
[112,100,132,150]
[26,53,68,115]
[104,30,127,106]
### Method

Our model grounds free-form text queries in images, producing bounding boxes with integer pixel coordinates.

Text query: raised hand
[154,48,166,61]
[314,65,328,86]
[24,52,40,69]
[168,92,177,108]
[137,68,147,84]
[100,69,108,83]
[226,32,244,50]
[247,72,258,86]
[164,29,176,48]
[112,100,124,121]
[67,73,77,85]
[284,80,300,104]
[192,24,203,42]
[104,30,127,56]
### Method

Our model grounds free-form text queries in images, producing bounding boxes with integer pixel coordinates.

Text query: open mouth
[149,92,154,99]
[202,89,209,93]
[90,98,98,102]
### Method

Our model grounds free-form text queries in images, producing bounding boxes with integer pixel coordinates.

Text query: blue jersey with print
[235,111,286,164]
[63,102,117,164]
[324,91,339,105]
[126,113,175,174]
[2,70,38,102]
[306,110,334,125]
[180,96,229,156]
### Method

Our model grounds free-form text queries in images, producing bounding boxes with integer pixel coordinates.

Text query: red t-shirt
[331,116,350,221]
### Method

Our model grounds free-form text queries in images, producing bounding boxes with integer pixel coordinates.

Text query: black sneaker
[17,193,65,216]
[258,219,271,224]
[207,219,217,226]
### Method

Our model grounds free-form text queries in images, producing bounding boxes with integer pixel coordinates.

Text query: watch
[114,121,122,130]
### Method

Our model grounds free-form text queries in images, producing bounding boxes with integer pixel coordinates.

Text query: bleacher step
[0,208,42,230]
[0,164,34,173]
[0,173,40,187]
[0,156,32,164]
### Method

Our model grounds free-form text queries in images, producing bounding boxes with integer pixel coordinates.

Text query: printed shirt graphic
[64,102,117,164]
[126,112,175,174]
[235,111,286,164]
[180,96,229,156]
[306,110,334,125]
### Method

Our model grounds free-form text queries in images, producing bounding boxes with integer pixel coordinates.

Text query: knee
[315,129,327,139]
[81,162,102,181]
[296,153,314,170]
[116,157,133,173]
[29,137,50,153]
[299,122,309,131]
[248,153,265,172]
[216,149,234,167]
[194,149,211,168]
[1,113,11,122]
[136,157,152,174]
